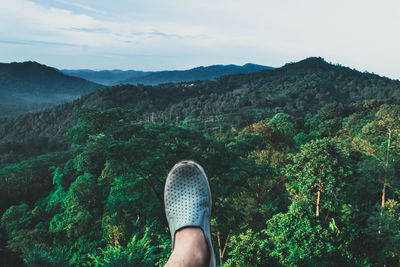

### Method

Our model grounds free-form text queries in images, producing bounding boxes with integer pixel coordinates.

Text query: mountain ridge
[0,61,101,94]
[0,57,398,156]
[0,61,103,116]
[62,63,273,86]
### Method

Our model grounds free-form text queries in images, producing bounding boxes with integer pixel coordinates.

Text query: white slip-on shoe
[164,160,216,267]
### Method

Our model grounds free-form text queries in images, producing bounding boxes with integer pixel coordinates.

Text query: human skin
[165,227,210,267]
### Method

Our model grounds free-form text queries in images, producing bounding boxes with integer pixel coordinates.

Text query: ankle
[167,227,210,267]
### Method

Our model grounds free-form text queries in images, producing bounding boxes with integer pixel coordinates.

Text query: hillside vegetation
[1,58,400,266]
[1,58,398,165]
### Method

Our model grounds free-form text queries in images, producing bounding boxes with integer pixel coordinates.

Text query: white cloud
[0,0,202,49]
[54,0,107,15]
[0,0,399,78]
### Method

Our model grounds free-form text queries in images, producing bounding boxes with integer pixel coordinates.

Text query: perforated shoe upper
[164,160,216,267]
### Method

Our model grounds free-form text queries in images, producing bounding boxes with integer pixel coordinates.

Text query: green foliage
[0,150,75,214]
[24,246,69,267]
[285,138,352,216]
[88,225,169,266]
[265,200,344,265]
[366,199,400,265]
[224,229,277,266]
[67,107,138,144]
[1,203,49,254]
[2,203,32,236]
[268,112,296,137]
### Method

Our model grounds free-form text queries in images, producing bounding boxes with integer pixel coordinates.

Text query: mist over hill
[0,61,103,116]
[62,63,272,86]
[61,69,150,86]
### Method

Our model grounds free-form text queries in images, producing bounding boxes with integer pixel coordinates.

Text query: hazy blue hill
[0,61,103,116]
[61,69,150,86]
[62,63,273,86]
[122,63,273,85]
[0,61,102,94]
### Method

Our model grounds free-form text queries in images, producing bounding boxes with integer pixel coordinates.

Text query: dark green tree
[284,138,352,217]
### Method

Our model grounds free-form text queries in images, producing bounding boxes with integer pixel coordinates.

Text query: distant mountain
[0,61,103,116]
[62,63,273,86]
[123,63,273,85]
[61,69,150,86]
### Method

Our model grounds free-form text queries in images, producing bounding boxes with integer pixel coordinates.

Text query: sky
[1,0,400,79]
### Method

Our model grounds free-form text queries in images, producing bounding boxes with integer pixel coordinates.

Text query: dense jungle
[1,57,399,266]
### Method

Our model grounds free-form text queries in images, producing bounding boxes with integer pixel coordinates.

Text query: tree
[367,199,400,264]
[265,200,342,265]
[284,138,352,217]
[352,104,400,208]
[224,229,277,266]
[268,112,296,137]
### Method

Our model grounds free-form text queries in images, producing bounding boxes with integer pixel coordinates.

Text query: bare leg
[165,227,210,267]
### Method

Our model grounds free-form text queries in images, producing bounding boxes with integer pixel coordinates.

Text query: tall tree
[284,138,352,217]
[352,104,400,207]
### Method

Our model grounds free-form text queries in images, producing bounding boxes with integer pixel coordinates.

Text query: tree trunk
[382,129,392,208]
[316,190,320,217]
[381,182,386,208]
[217,231,231,266]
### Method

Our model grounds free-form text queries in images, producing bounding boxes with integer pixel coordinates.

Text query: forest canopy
[1,58,400,266]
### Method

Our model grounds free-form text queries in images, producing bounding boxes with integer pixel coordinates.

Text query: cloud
[0,0,399,78]
[54,0,107,15]
[0,39,84,47]
[0,0,215,70]
[0,0,197,49]
[65,27,109,33]
[128,31,186,39]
